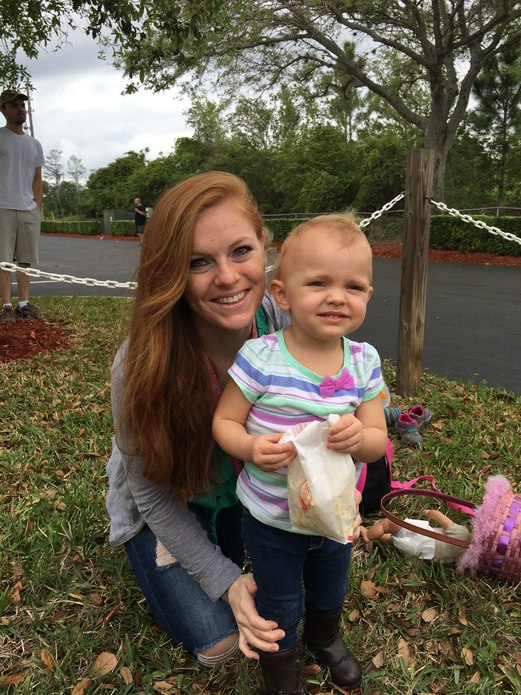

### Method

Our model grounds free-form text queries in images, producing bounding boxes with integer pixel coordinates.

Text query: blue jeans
[125,503,243,658]
[242,511,351,650]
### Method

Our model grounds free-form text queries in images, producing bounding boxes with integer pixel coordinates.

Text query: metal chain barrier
[359,192,406,228]
[0,261,138,290]
[429,198,521,246]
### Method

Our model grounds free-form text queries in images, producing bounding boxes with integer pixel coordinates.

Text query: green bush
[41,219,103,236]
[266,215,404,244]
[430,215,521,256]
[266,213,521,257]
[110,220,135,236]
[264,217,308,242]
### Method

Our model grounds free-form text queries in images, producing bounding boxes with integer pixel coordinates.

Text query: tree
[42,148,66,215]
[281,124,358,213]
[354,129,409,212]
[127,151,181,205]
[0,0,144,86]
[5,1,521,203]
[468,41,521,205]
[43,148,64,187]
[186,96,227,146]
[65,154,87,209]
[85,150,147,216]
[444,126,494,210]
[44,179,82,218]
[67,155,87,187]
[505,129,521,205]
[114,0,521,201]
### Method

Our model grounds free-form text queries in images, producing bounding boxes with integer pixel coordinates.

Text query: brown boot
[258,645,308,695]
[303,611,362,691]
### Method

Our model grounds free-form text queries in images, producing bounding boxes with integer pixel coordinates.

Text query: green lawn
[1,296,520,694]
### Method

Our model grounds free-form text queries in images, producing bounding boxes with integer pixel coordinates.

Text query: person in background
[213,214,387,694]
[0,89,45,322]
[133,197,146,243]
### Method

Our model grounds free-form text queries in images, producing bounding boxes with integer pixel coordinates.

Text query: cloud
[19,29,192,177]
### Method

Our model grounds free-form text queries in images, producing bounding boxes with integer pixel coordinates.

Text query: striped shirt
[230,330,383,531]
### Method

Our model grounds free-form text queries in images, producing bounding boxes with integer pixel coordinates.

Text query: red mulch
[271,240,521,266]
[370,244,521,266]
[1,245,519,363]
[0,319,73,363]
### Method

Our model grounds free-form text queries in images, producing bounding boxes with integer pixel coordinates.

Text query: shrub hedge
[110,220,135,236]
[41,219,103,235]
[429,215,521,256]
[41,214,520,256]
[265,214,520,256]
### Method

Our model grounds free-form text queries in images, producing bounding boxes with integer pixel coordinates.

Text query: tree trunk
[424,117,451,203]
[430,149,447,204]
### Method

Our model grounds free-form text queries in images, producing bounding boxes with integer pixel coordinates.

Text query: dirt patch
[0,319,73,363]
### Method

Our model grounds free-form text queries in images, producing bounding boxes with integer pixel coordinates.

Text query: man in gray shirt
[0,89,45,322]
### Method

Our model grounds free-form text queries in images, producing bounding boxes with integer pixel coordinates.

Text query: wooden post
[25,82,35,138]
[396,149,434,395]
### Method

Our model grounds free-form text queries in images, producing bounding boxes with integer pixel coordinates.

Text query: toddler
[213,214,387,694]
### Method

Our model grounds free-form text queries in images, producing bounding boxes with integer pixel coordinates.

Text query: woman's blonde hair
[121,171,263,501]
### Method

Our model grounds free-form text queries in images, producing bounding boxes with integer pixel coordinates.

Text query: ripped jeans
[125,502,243,659]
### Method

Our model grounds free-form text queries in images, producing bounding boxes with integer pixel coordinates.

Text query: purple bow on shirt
[319,368,355,398]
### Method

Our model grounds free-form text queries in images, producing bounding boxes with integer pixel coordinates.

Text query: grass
[1,296,520,695]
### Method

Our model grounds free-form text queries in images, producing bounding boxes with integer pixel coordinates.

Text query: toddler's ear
[269,279,290,311]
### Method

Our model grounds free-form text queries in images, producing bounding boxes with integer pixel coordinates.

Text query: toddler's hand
[327,413,364,454]
[250,433,295,472]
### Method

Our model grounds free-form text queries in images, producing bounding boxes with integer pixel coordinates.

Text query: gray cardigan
[105,294,289,602]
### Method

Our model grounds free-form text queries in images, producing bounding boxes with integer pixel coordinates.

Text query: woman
[105,171,361,677]
[106,171,289,665]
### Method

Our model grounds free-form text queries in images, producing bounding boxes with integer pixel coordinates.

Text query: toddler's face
[272,228,373,343]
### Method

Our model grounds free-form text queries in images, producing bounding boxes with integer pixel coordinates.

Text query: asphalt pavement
[33,234,521,394]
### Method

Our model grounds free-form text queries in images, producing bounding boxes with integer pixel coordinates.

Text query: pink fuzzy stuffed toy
[458,475,521,583]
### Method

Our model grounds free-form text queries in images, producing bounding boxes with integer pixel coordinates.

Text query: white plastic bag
[281,415,357,544]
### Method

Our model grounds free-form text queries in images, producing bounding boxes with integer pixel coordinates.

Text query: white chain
[429,199,521,246]
[0,261,138,289]
[359,192,406,228]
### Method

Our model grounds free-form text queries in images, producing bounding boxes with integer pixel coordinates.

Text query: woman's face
[184,199,266,334]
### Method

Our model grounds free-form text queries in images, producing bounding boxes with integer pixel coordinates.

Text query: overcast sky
[21,29,193,179]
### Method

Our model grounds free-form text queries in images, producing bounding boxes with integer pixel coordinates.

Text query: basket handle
[380,488,476,549]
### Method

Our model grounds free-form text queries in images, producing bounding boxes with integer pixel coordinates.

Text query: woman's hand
[223,573,285,659]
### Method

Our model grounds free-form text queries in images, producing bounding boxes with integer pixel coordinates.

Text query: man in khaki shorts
[0,89,45,322]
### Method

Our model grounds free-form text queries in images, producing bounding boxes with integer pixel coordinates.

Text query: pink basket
[380,475,521,584]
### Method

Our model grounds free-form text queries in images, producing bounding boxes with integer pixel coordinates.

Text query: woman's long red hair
[119,172,263,502]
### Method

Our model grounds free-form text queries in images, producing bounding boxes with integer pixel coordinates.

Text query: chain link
[0,261,138,289]
[359,192,406,228]
[429,199,521,246]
